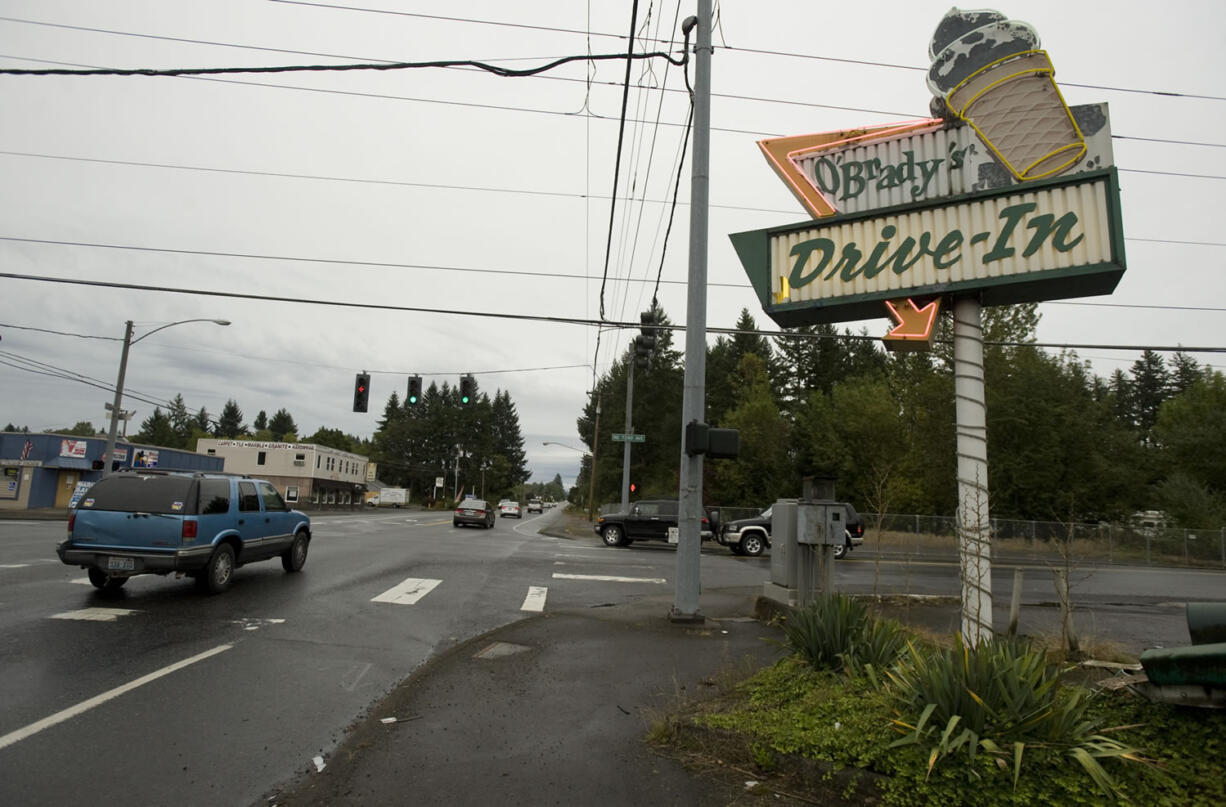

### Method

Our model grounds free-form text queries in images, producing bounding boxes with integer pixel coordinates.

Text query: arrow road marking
[521,586,548,612]
[371,577,442,605]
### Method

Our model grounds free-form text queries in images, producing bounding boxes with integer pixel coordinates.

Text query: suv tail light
[67,512,75,533]
[181,520,198,542]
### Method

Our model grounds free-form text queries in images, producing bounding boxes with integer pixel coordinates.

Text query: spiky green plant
[886,633,1149,799]
[780,594,906,676]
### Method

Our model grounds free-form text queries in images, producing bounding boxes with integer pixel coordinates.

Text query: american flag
[19,440,33,460]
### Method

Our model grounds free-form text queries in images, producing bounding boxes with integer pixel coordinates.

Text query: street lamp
[542,440,595,520]
[103,318,231,476]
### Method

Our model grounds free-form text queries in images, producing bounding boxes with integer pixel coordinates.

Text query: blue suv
[58,469,312,594]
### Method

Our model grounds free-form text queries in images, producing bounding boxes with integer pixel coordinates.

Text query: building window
[286,486,299,502]
[294,453,306,467]
[206,449,216,456]
[257,451,267,466]
[316,456,321,469]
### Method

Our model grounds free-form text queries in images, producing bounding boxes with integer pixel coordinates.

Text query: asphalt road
[1,508,1220,805]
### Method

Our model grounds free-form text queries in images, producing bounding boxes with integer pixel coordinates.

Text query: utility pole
[102,320,134,477]
[588,399,601,520]
[620,361,634,511]
[672,5,710,624]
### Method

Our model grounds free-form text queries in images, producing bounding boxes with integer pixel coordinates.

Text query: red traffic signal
[353,372,371,412]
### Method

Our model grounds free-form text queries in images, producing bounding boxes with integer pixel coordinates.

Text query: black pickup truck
[594,499,715,547]
[719,503,865,558]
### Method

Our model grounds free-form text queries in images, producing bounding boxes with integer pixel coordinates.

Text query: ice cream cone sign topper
[730,6,1124,334]
[928,8,1086,181]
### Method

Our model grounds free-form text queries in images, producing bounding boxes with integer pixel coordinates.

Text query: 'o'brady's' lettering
[809,142,977,204]
[787,203,1084,291]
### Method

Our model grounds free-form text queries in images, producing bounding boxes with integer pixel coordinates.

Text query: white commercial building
[196,439,369,508]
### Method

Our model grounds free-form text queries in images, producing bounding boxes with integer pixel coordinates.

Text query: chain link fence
[865,513,1226,569]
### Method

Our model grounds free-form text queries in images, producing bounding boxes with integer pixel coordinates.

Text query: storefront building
[0,433,222,511]
[195,439,369,509]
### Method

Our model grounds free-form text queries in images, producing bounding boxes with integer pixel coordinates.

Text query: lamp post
[543,440,593,519]
[103,318,230,476]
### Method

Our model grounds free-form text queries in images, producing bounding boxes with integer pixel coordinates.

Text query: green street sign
[612,433,646,443]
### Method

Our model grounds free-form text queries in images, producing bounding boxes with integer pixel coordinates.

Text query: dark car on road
[719,502,865,558]
[58,469,311,594]
[594,499,715,547]
[453,498,496,529]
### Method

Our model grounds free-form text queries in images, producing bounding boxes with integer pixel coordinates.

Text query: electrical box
[796,501,843,545]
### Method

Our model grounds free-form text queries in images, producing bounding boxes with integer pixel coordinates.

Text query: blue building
[0,432,223,511]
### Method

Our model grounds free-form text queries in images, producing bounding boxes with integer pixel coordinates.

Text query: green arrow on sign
[612,433,646,443]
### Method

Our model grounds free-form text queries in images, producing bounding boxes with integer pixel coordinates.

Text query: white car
[526,499,543,514]
[499,500,522,518]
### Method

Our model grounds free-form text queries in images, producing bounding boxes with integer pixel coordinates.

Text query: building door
[54,471,79,508]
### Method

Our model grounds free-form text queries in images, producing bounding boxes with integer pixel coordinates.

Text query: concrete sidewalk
[261,588,800,807]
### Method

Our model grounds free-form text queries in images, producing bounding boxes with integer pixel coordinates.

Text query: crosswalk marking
[371,577,442,605]
[51,607,141,622]
[552,572,666,585]
[520,586,548,612]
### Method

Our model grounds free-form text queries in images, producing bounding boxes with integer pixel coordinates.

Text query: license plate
[106,556,135,571]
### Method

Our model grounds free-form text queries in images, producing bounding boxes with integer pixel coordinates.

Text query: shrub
[781,594,907,676]
[886,633,1148,798]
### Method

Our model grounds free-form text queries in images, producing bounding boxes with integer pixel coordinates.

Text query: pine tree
[216,400,245,438]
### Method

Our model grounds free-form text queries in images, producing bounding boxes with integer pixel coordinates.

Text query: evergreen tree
[1129,350,1171,440]
[194,407,211,433]
[134,408,177,447]
[268,409,298,441]
[253,410,268,432]
[167,394,192,448]
[707,354,792,506]
[216,400,245,438]
[1170,350,1203,396]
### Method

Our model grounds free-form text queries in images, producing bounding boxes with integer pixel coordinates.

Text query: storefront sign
[60,440,88,459]
[731,169,1124,326]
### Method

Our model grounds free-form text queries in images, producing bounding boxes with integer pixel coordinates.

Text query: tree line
[369,379,531,505]
[574,304,1226,530]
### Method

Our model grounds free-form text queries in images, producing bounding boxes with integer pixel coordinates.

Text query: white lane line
[521,586,548,612]
[0,563,30,569]
[51,607,141,622]
[552,573,666,584]
[0,644,233,751]
[69,577,92,585]
[371,577,442,605]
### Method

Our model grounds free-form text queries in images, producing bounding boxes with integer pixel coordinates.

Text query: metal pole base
[668,607,705,625]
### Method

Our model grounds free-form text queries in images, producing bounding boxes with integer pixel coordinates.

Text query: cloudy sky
[1,0,1223,489]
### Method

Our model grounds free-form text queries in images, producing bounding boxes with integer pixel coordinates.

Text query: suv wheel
[739,533,766,557]
[601,525,625,547]
[198,544,236,594]
[281,532,309,572]
[833,539,849,560]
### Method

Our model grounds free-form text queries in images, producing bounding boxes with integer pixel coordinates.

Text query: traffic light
[634,310,656,370]
[459,374,475,405]
[353,372,371,412]
[629,482,637,494]
[407,375,422,405]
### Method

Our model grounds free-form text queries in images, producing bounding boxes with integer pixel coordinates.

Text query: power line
[2,235,1224,309]
[4,270,1225,356]
[264,1,1226,103]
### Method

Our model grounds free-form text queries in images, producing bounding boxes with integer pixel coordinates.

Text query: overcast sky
[2,1,1223,490]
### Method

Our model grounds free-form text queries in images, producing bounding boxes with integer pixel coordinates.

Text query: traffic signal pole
[672,4,710,624]
[620,360,634,512]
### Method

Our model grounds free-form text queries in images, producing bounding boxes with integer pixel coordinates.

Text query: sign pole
[954,296,993,643]
[672,1,710,624]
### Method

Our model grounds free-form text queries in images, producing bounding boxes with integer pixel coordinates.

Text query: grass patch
[653,597,1226,806]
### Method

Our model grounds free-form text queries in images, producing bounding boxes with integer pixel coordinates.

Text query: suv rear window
[78,474,197,514]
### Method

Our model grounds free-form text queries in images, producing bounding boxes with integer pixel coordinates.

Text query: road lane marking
[521,586,548,612]
[0,563,30,569]
[371,577,442,605]
[0,644,233,751]
[51,607,142,622]
[552,573,666,584]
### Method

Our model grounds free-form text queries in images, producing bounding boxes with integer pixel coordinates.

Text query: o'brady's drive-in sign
[732,8,1126,335]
